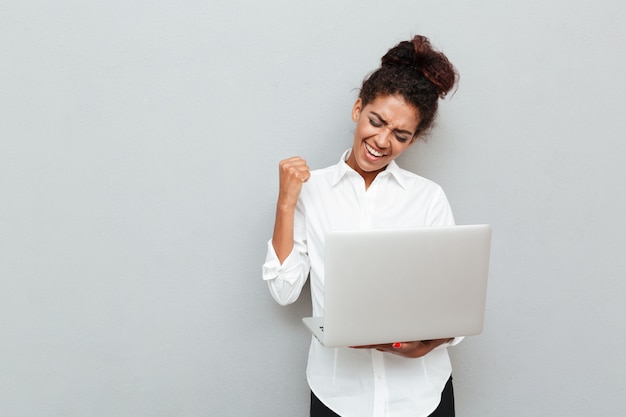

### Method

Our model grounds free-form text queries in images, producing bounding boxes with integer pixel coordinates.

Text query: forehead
[365,95,421,130]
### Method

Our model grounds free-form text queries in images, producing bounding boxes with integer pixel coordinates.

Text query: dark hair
[359,35,458,138]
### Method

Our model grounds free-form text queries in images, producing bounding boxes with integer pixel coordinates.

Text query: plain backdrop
[1,0,625,416]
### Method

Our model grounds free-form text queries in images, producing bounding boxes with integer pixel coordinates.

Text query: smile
[365,142,384,157]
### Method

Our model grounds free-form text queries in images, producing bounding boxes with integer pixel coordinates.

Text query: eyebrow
[370,112,414,136]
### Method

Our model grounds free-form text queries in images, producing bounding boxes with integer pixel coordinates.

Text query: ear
[351,98,363,122]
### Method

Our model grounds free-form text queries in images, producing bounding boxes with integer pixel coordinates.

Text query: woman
[262,35,460,417]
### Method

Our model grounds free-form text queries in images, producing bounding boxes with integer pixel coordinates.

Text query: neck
[345,149,387,189]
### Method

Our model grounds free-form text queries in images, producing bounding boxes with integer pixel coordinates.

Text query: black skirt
[310,376,455,417]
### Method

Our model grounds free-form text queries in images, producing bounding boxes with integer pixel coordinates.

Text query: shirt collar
[332,149,407,189]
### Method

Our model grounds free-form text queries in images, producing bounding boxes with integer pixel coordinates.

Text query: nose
[374,126,392,148]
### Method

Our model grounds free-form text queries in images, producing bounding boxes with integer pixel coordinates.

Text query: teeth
[365,143,383,157]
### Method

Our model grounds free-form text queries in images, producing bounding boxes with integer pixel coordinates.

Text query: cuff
[261,240,302,285]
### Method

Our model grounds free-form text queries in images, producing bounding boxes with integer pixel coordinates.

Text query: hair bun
[381,35,457,98]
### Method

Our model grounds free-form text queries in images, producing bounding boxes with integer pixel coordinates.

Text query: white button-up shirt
[263,151,461,417]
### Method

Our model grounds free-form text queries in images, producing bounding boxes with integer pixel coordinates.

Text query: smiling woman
[262,35,460,417]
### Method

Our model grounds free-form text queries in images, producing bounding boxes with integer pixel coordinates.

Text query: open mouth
[365,142,384,158]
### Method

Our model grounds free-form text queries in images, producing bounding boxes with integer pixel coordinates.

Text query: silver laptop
[303,224,492,347]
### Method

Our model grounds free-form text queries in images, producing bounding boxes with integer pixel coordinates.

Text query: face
[346,95,421,185]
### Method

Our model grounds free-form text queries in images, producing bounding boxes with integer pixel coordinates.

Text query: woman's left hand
[351,338,453,358]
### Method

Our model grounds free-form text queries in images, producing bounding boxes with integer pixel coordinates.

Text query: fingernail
[392,342,402,348]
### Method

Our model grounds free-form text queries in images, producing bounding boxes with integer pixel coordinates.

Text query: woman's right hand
[277,156,311,209]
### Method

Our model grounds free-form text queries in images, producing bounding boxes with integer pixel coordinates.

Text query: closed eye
[369,118,382,127]
[394,133,409,143]
[370,119,409,142]
[369,112,413,141]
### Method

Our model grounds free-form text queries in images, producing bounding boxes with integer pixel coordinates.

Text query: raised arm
[262,157,312,306]
[271,156,311,263]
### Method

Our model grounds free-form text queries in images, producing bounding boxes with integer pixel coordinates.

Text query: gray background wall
[1,0,625,416]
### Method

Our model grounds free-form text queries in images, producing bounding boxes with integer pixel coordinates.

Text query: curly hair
[359,35,458,138]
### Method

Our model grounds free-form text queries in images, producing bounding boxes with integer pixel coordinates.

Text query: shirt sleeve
[427,186,456,226]
[261,240,310,306]
[439,336,464,348]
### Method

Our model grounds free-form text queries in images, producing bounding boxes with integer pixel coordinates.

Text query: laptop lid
[303,224,492,347]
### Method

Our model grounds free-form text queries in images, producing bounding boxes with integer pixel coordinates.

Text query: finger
[281,156,308,170]
[284,156,306,163]
[288,165,310,183]
[281,160,309,176]
[291,168,310,183]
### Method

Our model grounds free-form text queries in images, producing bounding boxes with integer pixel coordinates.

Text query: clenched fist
[277,156,311,209]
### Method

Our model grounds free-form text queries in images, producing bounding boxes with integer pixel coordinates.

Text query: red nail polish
[392,342,402,348]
